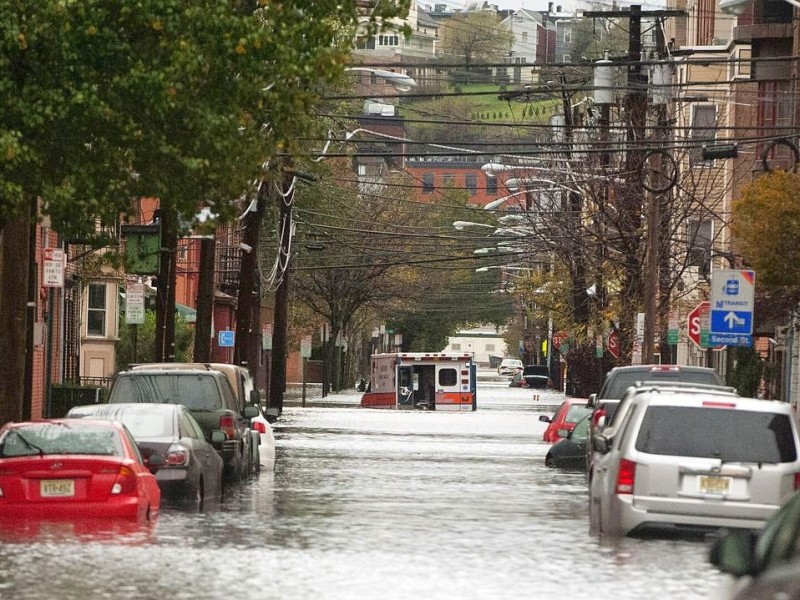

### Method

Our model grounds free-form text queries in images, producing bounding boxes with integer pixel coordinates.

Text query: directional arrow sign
[710,269,755,347]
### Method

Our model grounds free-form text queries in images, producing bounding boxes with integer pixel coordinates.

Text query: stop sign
[688,301,709,348]
[607,330,620,359]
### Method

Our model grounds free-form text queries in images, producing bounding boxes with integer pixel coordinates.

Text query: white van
[590,390,800,537]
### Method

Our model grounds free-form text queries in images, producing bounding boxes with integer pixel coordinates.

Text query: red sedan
[539,398,592,443]
[0,419,161,521]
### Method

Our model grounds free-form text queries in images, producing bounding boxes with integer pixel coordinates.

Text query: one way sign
[709,269,755,346]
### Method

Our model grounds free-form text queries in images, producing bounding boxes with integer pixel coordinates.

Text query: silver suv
[589,389,800,537]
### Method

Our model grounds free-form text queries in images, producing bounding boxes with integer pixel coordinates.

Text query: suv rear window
[112,374,223,410]
[635,406,797,463]
[524,366,549,377]
[604,370,721,399]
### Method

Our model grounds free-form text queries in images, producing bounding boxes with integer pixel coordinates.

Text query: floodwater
[0,379,731,600]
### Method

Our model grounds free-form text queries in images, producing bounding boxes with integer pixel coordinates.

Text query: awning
[175,303,197,324]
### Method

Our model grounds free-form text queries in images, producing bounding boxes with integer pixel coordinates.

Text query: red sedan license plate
[40,479,75,497]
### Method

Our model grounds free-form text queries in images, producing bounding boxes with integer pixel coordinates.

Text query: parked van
[589,389,800,537]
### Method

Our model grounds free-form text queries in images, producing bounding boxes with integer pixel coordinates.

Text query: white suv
[589,389,800,537]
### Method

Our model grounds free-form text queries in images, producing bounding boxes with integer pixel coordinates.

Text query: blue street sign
[218,330,235,347]
[710,269,755,336]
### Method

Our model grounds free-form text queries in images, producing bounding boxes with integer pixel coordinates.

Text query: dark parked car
[108,366,257,482]
[710,489,800,599]
[545,413,590,470]
[522,365,551,389]
[68,403,225,509]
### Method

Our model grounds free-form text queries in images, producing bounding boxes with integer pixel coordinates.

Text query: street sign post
[710,269,755,347]
[218,330,235,347]
[43,248,65,288]
[125,282,145,325]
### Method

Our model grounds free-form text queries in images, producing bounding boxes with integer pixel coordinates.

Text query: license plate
[698,475,731,494]
[40,479,75,497]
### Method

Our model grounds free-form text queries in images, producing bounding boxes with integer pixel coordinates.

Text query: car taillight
[794,472,800,490]
[616,459,636,495]
[219,415,236,439]
[252,421,266,434]
[165,445,189,467]
[111,466,137,495]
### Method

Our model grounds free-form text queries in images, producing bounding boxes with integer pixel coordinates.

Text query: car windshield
[111,374,222,411]
[635,406,797,463]
[0,423,122,458]
[524,366,549,377]
[70,406,173,438]
[604,370,721,399]
[565,404,592,423]
[571,414,591,439]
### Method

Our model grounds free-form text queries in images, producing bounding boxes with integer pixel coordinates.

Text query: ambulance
[360,352,477,411]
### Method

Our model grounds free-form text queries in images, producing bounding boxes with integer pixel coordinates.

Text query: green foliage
[728,346,763,397]
[733,171,800,294]
[116,310,194,370]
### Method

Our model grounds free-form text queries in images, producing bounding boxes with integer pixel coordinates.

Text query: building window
[451,343,461,351]
[465,174,477,195]
[422,173,435,194]
[485,344,496,352]
[379,35,399,46]
[563,28,572,44]
[689,104,717,166]
[486,176,498,194]
[356,36,376,50]
[522,32,528,42]
[87,283,107,336]
[687,219,712,277]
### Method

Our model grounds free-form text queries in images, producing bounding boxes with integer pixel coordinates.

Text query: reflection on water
[0,388,726,599]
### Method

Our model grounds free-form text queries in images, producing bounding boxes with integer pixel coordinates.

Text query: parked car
[109,365,257,482]
[587,382,739,473]
[546,413,591,470]
[0,419,161,520]
[585,365,727,477]
[250,403,276,472]
[539,397,592,443]
[589,390,800,537]
[523,365,552,389]
[67,403,225,509]
[498,358,524,376]
[709,489,800,599]
[130,363,264,477]
[509,372,529,388]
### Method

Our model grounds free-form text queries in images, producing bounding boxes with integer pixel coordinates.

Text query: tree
[0,0,411,424]
[439,11,513,71]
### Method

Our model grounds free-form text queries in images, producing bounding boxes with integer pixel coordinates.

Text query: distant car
[710,489,800,599]
[250,404,276,472]
[509,372,529,388]
[523,365,552,389]
[546,413,591,470]
[67,403,225,509]
[590,390,800,537]
[539,398,592,443]
[0,419,161,521]
[498,358,524,376]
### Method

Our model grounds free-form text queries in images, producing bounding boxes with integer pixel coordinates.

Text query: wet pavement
[0,378,730,599]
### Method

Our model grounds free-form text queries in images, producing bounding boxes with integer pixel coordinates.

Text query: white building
[443,326,508,366]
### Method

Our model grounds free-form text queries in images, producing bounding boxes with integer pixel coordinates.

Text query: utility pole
[155,202,177,362]
[268,166,295,418]
[235,183,267,375]
[194,236,215,362]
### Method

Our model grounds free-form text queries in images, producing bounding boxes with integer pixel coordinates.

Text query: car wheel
[545,452,555,468]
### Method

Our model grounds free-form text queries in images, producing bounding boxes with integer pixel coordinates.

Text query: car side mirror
[265,407,280,423]
[587,393,597,408]
[708,530,757,577]
[210,430,227,444]
[243,405,259,419]
[593,434,611,454]
[538,415,551,423]
[146,453,165,473]
[249,389,260,405]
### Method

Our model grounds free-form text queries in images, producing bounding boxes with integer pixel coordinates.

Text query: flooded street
[0,381,729,599]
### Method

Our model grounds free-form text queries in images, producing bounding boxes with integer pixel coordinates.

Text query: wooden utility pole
[194,237,216,362]
[235,183,267,374]
[155,202,177,362]
[268,167,295,417]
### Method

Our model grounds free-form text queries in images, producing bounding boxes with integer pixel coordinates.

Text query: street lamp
[345,67,417,92]
[720,0,800,14]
